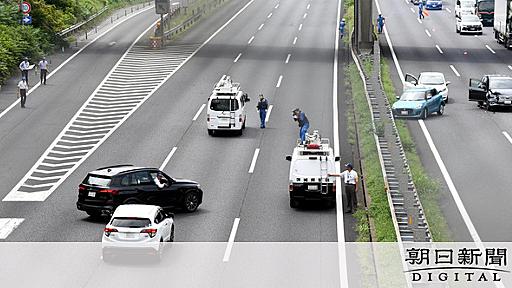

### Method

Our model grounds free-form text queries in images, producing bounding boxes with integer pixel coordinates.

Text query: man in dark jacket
[292,108,310,143]
[256,94,269,128]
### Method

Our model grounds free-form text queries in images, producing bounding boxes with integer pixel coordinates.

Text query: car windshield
[83,175,111,186]
[210,98,239,111]
[111,217,151,228]
[477,1,493,11]
[419,74,444,85]
[462,15,480,22]
[400,91,426,101]
[489,78,512,89]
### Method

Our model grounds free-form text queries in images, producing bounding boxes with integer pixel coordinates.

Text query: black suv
[469,75,512,111]
[77,165,203,217]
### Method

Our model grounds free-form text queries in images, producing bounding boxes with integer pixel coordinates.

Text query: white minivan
[207,75,250,136]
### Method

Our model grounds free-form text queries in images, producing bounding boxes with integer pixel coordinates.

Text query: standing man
[38,57,49,85]
[292,108,309,144]
[19,57,30,85]
[256,94,269,129]
[377,14,385,34]
[419,2,425,19]
[17,77,29,108]
[329,163,359,213]
[339,18,346,39]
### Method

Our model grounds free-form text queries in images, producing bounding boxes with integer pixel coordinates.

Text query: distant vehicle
[425,0,443,9]
[476,0,495,26]
[456,14,484,34]
[76,165,203,217]
[493,0,512,48]
[410,0,424,5]
[404,72,451,102]
[206,75,250,136]
[455,0,477,18]
[392,87,445,119]
[469,75,512,110]
[285,130,339,208]
[102,204,174,261]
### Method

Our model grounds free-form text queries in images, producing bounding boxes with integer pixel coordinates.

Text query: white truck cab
[285,130,340,208]
[207,75,250,136]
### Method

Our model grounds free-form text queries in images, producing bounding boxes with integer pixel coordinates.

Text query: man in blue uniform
[292,108,309,144]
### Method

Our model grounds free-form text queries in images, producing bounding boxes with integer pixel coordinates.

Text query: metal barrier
[57,6,109,37]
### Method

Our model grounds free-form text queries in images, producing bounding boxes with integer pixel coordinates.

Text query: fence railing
[57,6,109,37]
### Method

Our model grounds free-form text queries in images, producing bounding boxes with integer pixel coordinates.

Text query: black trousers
[345,184,357,212]
[20,89,27,107]
[40,69,47,84]
[21,70,28,84]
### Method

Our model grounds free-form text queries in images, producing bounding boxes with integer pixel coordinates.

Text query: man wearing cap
[38,57,49,85]
[256,94,269,128]
[292,108,309,144]
[19,57,30,85]
[17,77,29,108]
[329,163,359,213]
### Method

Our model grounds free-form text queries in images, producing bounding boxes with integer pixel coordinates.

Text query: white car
[456,14,483,34]
[455,0,476,18]
[404,72,451,102]
[102,204,174,260]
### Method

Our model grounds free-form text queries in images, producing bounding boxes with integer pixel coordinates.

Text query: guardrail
[57,6,109,37]
[164,13,202,39]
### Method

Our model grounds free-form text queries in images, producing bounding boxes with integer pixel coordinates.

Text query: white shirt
[38,60,48,70]
[19,61,30,71]
[153,176,165,188]
[340,170,358,185]
[18,80,28,90]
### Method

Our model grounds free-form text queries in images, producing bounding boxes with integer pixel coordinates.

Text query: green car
[392,87,445,119]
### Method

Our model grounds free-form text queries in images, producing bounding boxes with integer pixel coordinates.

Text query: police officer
[19,57,30,85]
[377,14,385,34]
[17,77,29,108]
[418,2,425,19]
[292,108,309,144]
[256,94,269,128]
[38,57,49,85]
[339,18,346,39]
[329,163,359,213]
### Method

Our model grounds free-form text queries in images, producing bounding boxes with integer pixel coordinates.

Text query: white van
[206,75,250,136]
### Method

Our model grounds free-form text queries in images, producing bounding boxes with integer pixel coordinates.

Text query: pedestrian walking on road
[256,94,269,128]
[377,14,385,34]
[419,2,425,19]
[328,163,359,213]
[292,108,309,144]
[339,18,346,39]
[19,57,30,85]
[17,77,29,108]
[38,57,48,85]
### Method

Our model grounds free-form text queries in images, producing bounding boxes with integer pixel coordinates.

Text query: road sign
[20,2,31,15]
[22,15,32,25]
[155,0,170,14]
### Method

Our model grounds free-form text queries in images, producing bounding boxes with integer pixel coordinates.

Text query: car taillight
[79,185,86,191]
[207,114,210,122]
[140,228,157,238]
[239,115,243,122]
[104,227,118,237]
[98,189,119,195]
[332,181,336,192]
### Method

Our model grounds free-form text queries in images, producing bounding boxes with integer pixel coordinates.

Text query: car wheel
[420,108,428,120]
[207,129,214,136]
[438,104,445,115]
[168,226,174,242]
[486,103,494,112]
[290,198,300,208]
[182,190,200,212]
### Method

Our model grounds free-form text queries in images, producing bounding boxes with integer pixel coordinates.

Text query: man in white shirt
[38,57,48,85]
[17,77,29,108]
[19,57,30,85]
[329,163,359,213]
[152,172,168,189]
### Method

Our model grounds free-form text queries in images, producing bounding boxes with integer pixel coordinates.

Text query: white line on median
[258,23,264,30]
[0,218,24,239]
[248,148,260,173]
[307,3,310,9]
[450,65,461,77]
[303,13,307,19]
[425,29,431,37]
[265,105,273,123]
[276,75,283,88]
[234,53,242,63]
[485,45,496,54]
[446,7,452,13]
[436,45,444,54]
[223,218,240,262]
[192,103,206,120]
[0,5,154,121]
[502,131,512,145]
[293,37,298,45]
[248,36,255,44]
[299,23,303,31]
[267,12,272,18]
[159,147,178,170]
[285,53,291,64]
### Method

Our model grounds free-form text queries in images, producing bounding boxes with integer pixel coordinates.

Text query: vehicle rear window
[461,15,480,22]
[419,74,444,85]
[490,79,512,89]
[111,217,151,228]
[400,91,426,101]
[83,174,111,186]
[210,98,239,111]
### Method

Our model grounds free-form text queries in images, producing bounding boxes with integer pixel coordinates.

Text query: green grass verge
[380,58,453,242]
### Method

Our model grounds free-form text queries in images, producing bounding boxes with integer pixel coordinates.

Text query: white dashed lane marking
[265,105,273,123]
[285,53,291,64]
[446,7,452,13]
[248,36,255,44]
[425,29,431,37]
[267,12,272,18]
[502,131,512,145]
[307,3,310,9]
[192,103,206,121]
[234,53,242,63]
[223,218,240,262]
[160,147,178,170]
[508,65,512,71]
[258,23,264,30]
[293,37,298,45]
[417,18,422,24]
[276,75,283,88]
[485,45,496,54]
[436,45,444,54]
[299,24,303,31]
[248,149,260,174]
[303,13,307,19]
[0,218,24,239]
[450,65,461,77]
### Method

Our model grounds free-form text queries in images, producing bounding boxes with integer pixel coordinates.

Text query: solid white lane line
[0,218,24,239]
[293,37,298,45]
[307,3,310,9]
[303,13,307,19]
[233,53,242,63]
[192,103,206,121]
[285,53,291,64]
[425,29,431,37]
[508,65,512,71]
[275,3,279,8]
[486,45,496,54]
[299,23,303,31]
[258,23,264,30]
[267,12,272,18]
[276,75,283,88]
[248,36,255,44]
[435,45,444,54]
[248,148,260,173]
[265,105,273,123]
[502,131,512,145]
[410,7,415,13]
[449,65,461,77]
[223,218,240,262]
[159,147,178,170]
[446,7,452,13]
[419,120,480,241]
[0,5,154,121]
[417,18,422,24]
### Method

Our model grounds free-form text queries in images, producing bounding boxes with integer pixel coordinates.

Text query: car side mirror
[446,81,451,86]
[396,95,400,100]
[166,212,174,219]
[334,156,340,161]
[285,155,292,161]
[426,95,432,100]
